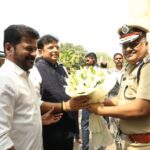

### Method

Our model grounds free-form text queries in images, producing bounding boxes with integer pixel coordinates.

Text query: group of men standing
[0,23,150,150]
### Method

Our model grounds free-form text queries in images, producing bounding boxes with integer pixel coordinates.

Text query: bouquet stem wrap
[87,84,114,149]
[89,114,113,149]
[65,67,116,149]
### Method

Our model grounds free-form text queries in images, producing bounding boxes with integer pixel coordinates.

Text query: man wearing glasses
[88,24,150,150]
[29,34,88,150]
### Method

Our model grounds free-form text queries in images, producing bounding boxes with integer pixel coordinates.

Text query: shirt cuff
[0,134,14,150]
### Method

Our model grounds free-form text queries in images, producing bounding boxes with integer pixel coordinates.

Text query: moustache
[26,56,35,61]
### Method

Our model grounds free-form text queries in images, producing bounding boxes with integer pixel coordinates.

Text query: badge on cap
[121,25,130,34]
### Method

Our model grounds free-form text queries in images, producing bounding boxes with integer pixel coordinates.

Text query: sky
[0,0,128,57]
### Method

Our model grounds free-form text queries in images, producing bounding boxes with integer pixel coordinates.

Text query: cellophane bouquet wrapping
[65,66,116,149]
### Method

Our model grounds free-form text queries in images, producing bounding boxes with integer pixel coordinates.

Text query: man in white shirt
[108,53,124,98]
[0,24,88,150]
[0,24,62,150]
[108,53,124,150]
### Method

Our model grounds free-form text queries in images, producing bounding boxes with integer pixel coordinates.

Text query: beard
[13,49,36,71]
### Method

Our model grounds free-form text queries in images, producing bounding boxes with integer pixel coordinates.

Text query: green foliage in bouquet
[65,66,107,96]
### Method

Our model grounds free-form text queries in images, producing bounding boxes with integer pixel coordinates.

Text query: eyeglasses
[122,39,146,50]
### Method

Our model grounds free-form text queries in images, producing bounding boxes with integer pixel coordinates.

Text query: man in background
[108,52,124,150]
[81,52,99,150]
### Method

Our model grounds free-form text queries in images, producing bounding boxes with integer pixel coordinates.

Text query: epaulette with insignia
[143,56,150,63]
[137,56,150,85]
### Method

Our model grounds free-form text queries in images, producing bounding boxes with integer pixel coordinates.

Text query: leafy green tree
[60,43,87,72]
[60,43,115,72]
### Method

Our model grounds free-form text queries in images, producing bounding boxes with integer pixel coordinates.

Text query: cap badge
[121,25,130,34]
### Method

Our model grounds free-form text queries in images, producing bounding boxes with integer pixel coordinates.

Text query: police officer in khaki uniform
[88,24,150,150]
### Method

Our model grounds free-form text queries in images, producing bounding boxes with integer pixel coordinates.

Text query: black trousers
[43,137,74,150]
[74,111,80,139]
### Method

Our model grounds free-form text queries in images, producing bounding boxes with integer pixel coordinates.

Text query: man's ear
[4,42,14,53]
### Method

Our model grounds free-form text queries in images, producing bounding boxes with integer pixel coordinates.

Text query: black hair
[100,62,107,68]
[38,34,59,49]
[85,52,97,62]
[113,53,123,59]
[4,24,40,53]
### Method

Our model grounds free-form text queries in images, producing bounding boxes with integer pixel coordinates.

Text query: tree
[60,43,114,72]
[60,43,87,72]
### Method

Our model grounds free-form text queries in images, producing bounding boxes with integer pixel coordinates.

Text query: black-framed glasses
[122,39,146,50]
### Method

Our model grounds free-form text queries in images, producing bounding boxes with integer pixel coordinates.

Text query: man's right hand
[63,96,89,111]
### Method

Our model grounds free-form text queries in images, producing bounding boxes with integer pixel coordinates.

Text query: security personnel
[88,24,150,150]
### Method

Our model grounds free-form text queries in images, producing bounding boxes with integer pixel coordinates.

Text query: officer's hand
[87,103,104,115]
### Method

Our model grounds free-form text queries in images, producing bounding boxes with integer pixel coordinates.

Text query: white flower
[65,66,115,100]
[65,66,116,148]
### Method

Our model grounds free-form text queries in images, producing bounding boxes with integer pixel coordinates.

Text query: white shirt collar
[4,59,29,77]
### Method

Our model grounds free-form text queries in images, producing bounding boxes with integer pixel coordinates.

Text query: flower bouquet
[65,66,116,149]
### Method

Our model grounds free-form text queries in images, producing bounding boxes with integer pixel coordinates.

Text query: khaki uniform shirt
[118,55,150,134]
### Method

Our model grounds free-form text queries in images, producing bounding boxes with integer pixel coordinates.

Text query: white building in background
[128,0,150,43]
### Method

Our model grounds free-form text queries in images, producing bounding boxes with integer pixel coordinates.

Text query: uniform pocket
[124,75,137,100]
